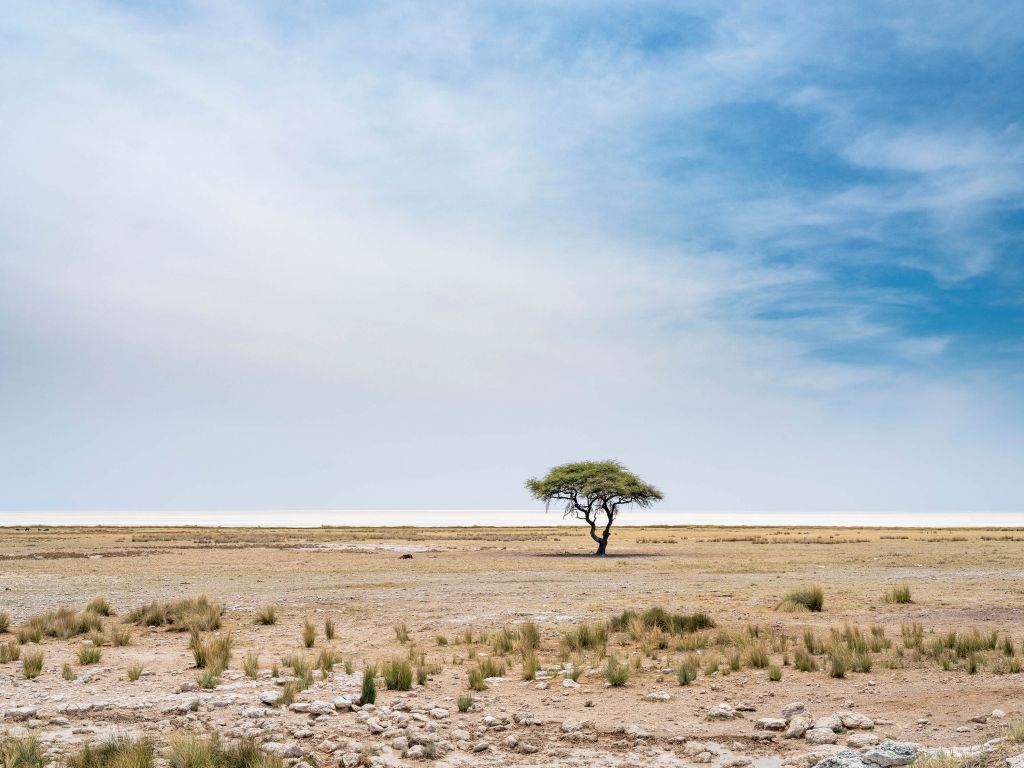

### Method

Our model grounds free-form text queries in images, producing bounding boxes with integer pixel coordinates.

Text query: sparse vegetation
[166,734,282,768]
[85,595,114,616]
[243,652,259,679]
[677,658,697,685]
[127,662,144,681]
[301,618,316,648]
[777,584,825,612]
[22,649,43,678]
[78,644,102,665]
[457,694,473,712]
[127,596,221,632]
[62,663,77,681]
[0,735,45,768]
[394,622,410,643]
[604,655,630,686]
[359,663,377,705]
[0,641,20,663]
[382,658,413,690]
[884,585,913,604]
[0,612,10,634]
[323,617,335,640]
[767,664,782,681]
[254,606,277,626]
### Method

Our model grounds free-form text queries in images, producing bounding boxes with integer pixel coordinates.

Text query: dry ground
[1,524,1023,767]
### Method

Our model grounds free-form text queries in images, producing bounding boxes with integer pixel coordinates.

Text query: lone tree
[526,460,663,556]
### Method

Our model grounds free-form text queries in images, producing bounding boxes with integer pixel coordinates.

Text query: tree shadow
[528,551,664,559]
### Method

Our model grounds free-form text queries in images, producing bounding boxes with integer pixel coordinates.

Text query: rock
[847,734,880,749]
[406,745,425,759]
[1006,755,1024,768]
[340,754,360,768]
[736,701,757,711]
[562,679,580,689]
[472,741,490,753]
[723,758,752,768]
[259,691,282,706]
[708,703,739,720]
[307,701,334,716]
[452,729,470,741]
[261,743,303,758]
[970,715,988,724]
[805,729,839,746]
[992,710,1006,719]
[333,696,352,711]
[815,715,844,732]
[4,707,38,721]
[839,712,875,730]
[430,708,449,719]
[811,749,868,768]
[644,691,672,702]
[560,718,589,733]
[391,737,409,752]
[863,741,918,768]
[787,714,814,739]
[783,702,807,720]
[535,681,549,690]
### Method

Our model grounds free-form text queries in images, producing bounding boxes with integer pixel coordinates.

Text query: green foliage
[254,606,277,626]
[22,649,43,678]
[317,647,336,675]
[467,666,486,691]
[166,735,282,768]
[127,662,144,681]
[777,585,825,612]
[301,619,316,648]
[604,655,629,686]
[457,695,474,712]
[676,658,697,685]
[794,648,817,672]
[359,664,377,705]
[67,738,153,768]
[828,651,848,678]
[382,659,413,690]
[0,612,8,634]
[78,644,102,665]
[767,664,782,682]
[0,735,44,768]
[884,585,913,604]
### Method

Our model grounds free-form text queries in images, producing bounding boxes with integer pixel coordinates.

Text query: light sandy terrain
[1,525,1023,767]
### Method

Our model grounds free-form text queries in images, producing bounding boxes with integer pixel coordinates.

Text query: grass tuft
[22,649,43,678]
[382,658,413,690]
[604,655,630,686]
[457,694,473,712]
[254,606,277,626]
[884,585,913,604]
[359,663,377,705]
[301,618,316,649]
[777,585,824,612]
[127,662,143,681]
[85,595,115,617]
[127,595,221,632]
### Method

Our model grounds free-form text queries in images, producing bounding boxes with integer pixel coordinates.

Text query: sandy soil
[1,524,1023,767]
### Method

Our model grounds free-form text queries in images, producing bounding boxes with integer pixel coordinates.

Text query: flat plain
[1,524,1023,767]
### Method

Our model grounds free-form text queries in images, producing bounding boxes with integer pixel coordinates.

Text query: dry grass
[127,595,221,632]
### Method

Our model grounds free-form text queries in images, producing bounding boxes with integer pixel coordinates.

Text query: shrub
[853,651,873,673]
[609,607,714,635]
[478,657,505,678]
[0,612,9,634]
[777,585,824,612]
[63,663,77,681]
[195,668,219,689]
[435,635,449,646]
[604,656,629,686]
[127,595,221,632]
[22,649,43,678]
[467,666,486,691]
[0,735,45,768]
[317,647,335,675]
[0,641,20,663]
[243,652,259,679]
[828,652,848,678]
[110,626,133,646]
[191,632,232,674]
[677,658,697,685]
[382,659,413,690]
[302,619,316,649]
[85,595,114,617]
[794,648,817,672]
[457,695,473,712]
[747,645,769,668]
[254,606,277,626]
[78,644,102,665]
[518,621,540,653]
[883,585,913,604]
[560,622,608,653]
[323,618,335,640]
[285,654,313,689]
[394,622,410,644]
[166,734,281,768]
[127,662,143,681]
[491,628,517,655]
[359,663,377,705]
[767,664,782,682]
[521,650,539,681]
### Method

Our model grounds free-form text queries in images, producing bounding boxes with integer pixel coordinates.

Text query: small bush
[255,606,277,626]
[285,654,313,689]
[467,666,486,691]
[63,663,77,681]
[127,595,221,632]
[521,650,539,681]
[0,612,10,634]
[605,655,629,686]
[478,657,505,678]
[191,631,232,674]
[884,585,913,604]
[677,658,697,685]
[0,641,20,663]
[22,649,43,678]
[457,694,473,712]
[518,621,541,653]
[78,644,102,665]
[853,651,873,673]
[767,664,782,682]
[794,648,817,672]
[278,681,298,707]
[127,662,143,681]
[317,647,335,675]
[829,652,848,678]
[491,627,517,655]
[435,635,449,646]
[394,622,410,643]
[359,663,377,705]
[747,645,769,668]
[777,585,824,612]
[109,626,133,646]
[0,735,45,768]
[323,617,335,640]
[382,658,412,690]
[560,622,608,653]
[85,595,114,617]
[302,619,316,648]
[195,668,219,689]
[243,652,259,679]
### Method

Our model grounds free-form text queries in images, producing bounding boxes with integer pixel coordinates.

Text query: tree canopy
[525,460,663,555]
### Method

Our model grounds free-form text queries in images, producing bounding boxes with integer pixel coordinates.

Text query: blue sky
[1,1,1022,512]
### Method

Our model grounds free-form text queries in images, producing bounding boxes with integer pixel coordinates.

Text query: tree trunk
[594,537,608,556]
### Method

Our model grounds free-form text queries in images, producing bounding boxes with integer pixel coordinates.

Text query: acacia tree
[526,460,663,556]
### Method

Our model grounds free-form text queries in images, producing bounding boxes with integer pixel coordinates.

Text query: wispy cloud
[0,1,1021,510]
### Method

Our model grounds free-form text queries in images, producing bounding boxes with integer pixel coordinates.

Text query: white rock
[643,691,672,702]
[707,703,739,720]
[805,728,839,745]
[757,718,788,731]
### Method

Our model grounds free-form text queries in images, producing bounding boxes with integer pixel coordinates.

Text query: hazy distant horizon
[2,509,1021,529]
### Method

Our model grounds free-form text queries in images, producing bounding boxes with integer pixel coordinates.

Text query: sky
[1,1,1023,513]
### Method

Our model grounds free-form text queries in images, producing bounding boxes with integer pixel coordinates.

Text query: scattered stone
[811,749,868,768]
[757,718,788,731]
[787,714,814,739]
[783,702,807,720]
[805,729,839,746]
[839,712,875,730]
[863,741,918,768]
[644,691,672,702]
[708,703,739,720]
[847,733,880,749]
[259,691,282,706]
[815,715,844,732]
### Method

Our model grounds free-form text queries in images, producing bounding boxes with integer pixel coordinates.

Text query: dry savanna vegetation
[1,525,1023,768]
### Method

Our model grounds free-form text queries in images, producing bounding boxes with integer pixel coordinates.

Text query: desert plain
[1,524,1023,768]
